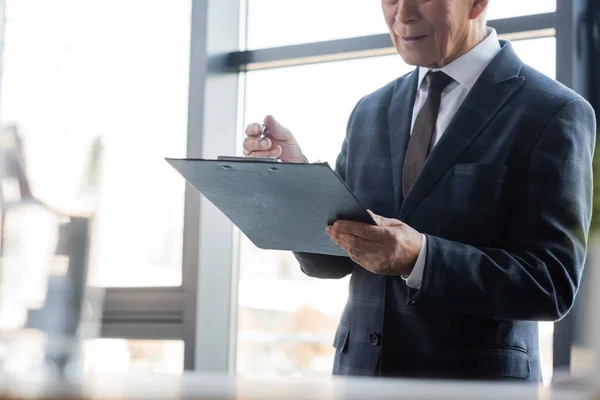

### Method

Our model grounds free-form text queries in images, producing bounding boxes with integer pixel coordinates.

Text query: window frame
[99,0,242,373]
[0,0,5,116]
[96,0,588,378]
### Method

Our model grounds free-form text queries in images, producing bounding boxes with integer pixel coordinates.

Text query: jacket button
[368,332,380,346]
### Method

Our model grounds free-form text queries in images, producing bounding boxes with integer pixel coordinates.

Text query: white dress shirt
[404,28,502,289]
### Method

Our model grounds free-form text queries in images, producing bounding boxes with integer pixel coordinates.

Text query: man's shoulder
[353,69,415,113]
[519,64,589,110]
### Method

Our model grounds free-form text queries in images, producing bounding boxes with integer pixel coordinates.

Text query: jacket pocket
[447,164,509,212]
[333,325,350,353]
[453,163,509,181]
[444,346,530,380]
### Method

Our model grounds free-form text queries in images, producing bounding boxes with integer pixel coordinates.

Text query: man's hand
[326,211,423,276]
[243,115,306,163]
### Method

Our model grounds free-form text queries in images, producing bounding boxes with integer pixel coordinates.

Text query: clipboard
[165,157,375,257]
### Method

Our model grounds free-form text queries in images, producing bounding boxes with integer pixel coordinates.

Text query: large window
[511,37,556,80]
[83,339,184,375]
[246,0,556,49]
[1,0,191,288]
[0,0,192,377]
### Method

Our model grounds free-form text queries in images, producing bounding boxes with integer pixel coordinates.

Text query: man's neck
[432,25,488,69]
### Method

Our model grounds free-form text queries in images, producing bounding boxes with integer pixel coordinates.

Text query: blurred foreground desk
[0,374,596,400]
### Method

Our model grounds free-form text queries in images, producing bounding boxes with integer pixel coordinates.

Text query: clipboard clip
[217,156,281,163]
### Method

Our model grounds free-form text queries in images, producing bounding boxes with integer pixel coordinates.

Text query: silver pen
[260,124,268,139]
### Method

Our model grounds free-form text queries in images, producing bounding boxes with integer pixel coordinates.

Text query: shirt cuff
[404,234,427,289]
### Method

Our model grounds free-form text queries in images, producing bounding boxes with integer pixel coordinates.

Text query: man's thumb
[367,210,400,227]
[368,210,384,226]
[264,115,292,141]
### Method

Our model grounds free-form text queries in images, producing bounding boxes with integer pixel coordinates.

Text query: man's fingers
[245,122,263,137]
[331,236,374,264]
[332,220,385,241]
[327,227,379,254]
[243,136,272,153]
[246,146,283,158]
[329,233,367,259]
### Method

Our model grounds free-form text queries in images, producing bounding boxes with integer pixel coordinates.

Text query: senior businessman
[243,0,597,381]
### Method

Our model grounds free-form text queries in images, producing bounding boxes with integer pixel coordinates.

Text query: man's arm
[293,252,353,279]
[294,136,353,279]
[409,98,597,322]
[294,102,363,279]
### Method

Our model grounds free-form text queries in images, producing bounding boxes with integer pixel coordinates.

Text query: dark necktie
[402,71,454,197]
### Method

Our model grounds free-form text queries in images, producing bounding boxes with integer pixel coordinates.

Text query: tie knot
[426,71,454,93]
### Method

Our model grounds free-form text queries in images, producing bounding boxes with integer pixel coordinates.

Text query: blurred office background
[0,0,598,386]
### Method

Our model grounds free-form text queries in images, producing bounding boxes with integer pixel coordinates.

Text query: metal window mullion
[180,0,207,371]
[556,0,577,89]
[0,0,6,123]
[101,322,184,341]
[181,0,241,373]
[100,287,185,343]
[553,0,594,376]
[228,12,556,71]
[102,287,184,321]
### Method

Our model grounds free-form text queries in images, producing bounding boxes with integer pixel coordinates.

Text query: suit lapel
[399,41,525,220]
[389,69,419,216]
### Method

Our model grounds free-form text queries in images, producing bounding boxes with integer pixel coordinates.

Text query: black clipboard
[165,157,375,256]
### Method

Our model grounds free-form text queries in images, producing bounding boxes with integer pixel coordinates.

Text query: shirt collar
[417,27,501,91]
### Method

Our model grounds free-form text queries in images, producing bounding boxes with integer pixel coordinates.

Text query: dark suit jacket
[294,41,597,382]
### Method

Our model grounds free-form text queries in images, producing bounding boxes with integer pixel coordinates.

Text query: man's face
[382,0,485,68]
